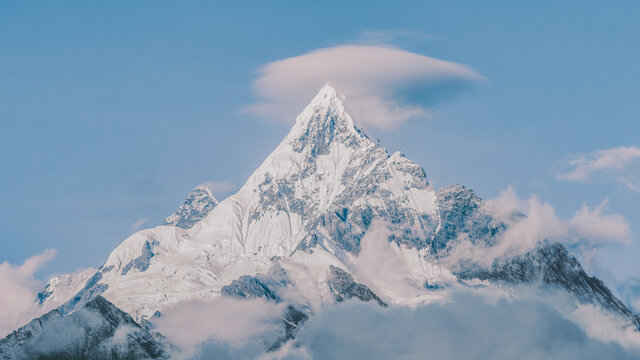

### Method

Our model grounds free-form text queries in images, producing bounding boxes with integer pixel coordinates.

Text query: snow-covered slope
[36,268,95,312]
[51,84,448,320]
[25,84,640,340]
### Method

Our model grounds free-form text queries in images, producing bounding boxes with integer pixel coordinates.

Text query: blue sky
[1,0,639,289]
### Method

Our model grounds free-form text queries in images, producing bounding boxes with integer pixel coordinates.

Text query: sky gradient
[1,1,639,293]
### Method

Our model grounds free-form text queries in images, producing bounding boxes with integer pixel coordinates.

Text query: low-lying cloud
[353,222,425,300]
[153,297,284,350]
[246,45,482,129]
[557,146,640,191]
[444,187,631,268]
[182,293,640,359]
[0,249,56,336]
[279,295,640,360]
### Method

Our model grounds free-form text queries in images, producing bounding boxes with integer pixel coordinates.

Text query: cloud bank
[246,45,482,129]
[281,295,640,360]
[557,146,640,191]
[444,187,631,268]
[153,297,283,350]
[179,293,640,360]
[0,249,56,336]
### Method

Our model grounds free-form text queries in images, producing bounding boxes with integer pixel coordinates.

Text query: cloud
[153,297,283,350]
[154,291,640,359]
[201,181,236,197]
[569,200,631,245]
[0,249,57,336]
[353,222,425,300]
[572,303,640,351]
[274,293,640,359]
[246,45,482,129]
[443,188,631,268]
[557,146,640,191]
[351,221,455,303]
[130,217,149,233]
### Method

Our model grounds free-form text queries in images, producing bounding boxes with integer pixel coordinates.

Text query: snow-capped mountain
[10,84,639,356]
[45,84,450,321]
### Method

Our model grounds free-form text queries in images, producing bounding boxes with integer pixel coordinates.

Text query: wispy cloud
[0,249,57,336]
[246,45,482,130]
[153,297,283,350]
[189,293,640,359]
[557,146,640,191]
[443,187,631,269]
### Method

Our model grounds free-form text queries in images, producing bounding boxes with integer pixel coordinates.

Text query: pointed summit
[286,83,367,156]
[303,82,345,113]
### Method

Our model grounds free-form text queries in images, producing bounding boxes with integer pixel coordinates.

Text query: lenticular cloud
[246,45,482,129]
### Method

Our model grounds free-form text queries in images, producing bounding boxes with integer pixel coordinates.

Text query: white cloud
[274,293,640,359]
[557,146,640,191]
[246,45,482,130]
[0,249,57,336]
[155,290,640,359]
[443,188,631,268]
[153,297,283,349]
[569,200,631,245]
[353,222,427,300]
[572,304,640,351]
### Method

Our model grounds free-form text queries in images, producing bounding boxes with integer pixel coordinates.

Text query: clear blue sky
[1,1,639,286]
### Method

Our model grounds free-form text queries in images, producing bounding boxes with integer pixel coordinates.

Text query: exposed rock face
[438,185,640,330]
[221,275,281,302]
[459,242,640,330]
[0,296,170,360]
[434,184,504,252]
[162,186,218,229]
[327,266,386,307]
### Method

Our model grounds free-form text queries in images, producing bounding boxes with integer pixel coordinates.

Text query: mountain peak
[286,83,368,156]
[307,82,342,106]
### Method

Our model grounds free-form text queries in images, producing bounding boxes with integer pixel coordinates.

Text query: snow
[43,84,450,320]
[38,268,96,312]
